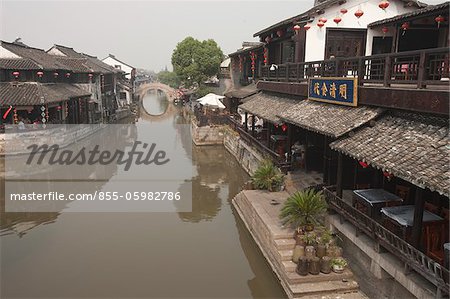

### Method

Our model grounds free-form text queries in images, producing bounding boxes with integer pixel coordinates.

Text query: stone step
[287,269,354,285]
[277,249,294,262]
[294,290,366,299]
[290,279,359,297]
[282,260,297,273]
[274,238,296,250]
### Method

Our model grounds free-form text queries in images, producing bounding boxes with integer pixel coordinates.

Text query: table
[381,205,444,240]
[352,189,403,220]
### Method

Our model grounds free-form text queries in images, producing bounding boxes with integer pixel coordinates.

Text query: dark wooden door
[325,29,367,59]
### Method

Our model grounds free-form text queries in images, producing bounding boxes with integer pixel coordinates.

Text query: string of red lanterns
[263,47,268,65]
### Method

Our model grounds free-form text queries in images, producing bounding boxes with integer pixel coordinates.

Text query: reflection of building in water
[1,123,137,236]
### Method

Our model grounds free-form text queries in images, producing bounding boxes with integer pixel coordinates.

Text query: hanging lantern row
[40,105,47,123]
[13,108,18,124]
[435,15,445,28]
[250,51,256,75]
[263,47,268,65]
[378,1,390,11]
[65,101,69,117]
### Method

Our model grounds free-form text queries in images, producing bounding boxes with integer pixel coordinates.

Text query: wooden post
[417,51,426,89]
[411,187,425,249]
[267,123,272,148]
[336,153,343,198]
[322,136,329,185]
[286,123,293,162]
[384,55,392,87]
[244,112,248,132]
[251,115,255,137]
[353,160,358,189]
[392,25,399,53]
[358,58,365,86]
[304,130,309,172]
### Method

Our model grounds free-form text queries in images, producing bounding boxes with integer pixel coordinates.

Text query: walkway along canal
[0,91,286,298]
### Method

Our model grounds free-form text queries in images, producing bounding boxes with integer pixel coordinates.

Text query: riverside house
[227,1,449,297]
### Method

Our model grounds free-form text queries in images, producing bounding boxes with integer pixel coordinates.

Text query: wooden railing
[261,47,450,89]
[323,186,449,297]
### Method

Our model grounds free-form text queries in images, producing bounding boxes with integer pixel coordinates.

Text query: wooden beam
[411,187,425,249]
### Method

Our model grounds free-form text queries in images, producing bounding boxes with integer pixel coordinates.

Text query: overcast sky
[0,0,443,72]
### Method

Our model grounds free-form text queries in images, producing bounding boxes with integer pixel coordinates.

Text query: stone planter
[320,256,332,274]
[305,245,316,258]
[309,257,321,275]
[292,245,305,263]
[296,256,309,276]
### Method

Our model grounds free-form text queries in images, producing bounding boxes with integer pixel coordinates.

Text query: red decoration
[340,8,348,14]
[276,30,284,37]
[435,15,445,28]
[65,72,71,78]
[53,72,59,77]
[37,71,44,78]
[88,73,94,79]
[319,17,328,23]
[12,71,20,78]
[382,27,389,34]
[317,22,325,28]
[378,1,390,10]
[401,22,409,31]
[383,171,394,180]
[333,17,342,25]
[304,24,311,31]
[359,161,369,168]
[56,105,62,111]
[354,9,364,18]
[281,124,288,132]
[2,106,12,120]
[293,25,301,33]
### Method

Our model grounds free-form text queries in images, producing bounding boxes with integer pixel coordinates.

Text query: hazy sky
[0,0,443,71]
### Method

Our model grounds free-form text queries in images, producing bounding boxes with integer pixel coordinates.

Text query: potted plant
[316,228,332,258]
[331,258,348,274]
[279,189,328,232]
[320,256,332,274]
[251,159,284,192]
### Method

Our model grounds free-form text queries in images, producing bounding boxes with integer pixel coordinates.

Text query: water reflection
[0,91,286,298]
[142,90,169,116]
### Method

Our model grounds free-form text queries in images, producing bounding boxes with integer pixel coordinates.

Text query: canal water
[0,91,286,298]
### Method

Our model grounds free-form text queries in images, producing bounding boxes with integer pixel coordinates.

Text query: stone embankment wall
[191,120,225,146]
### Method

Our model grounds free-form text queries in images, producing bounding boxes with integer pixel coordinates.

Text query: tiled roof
[0,58,41,70]
[54,57,92,73]
[224,83,258,99]
[330,112,450,196]
[238,92,301,124]
[228,43,264,57]
[369,2,449,27]
[278,100,384,138]
[0,82,91,106]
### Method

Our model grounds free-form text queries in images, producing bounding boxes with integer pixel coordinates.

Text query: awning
[224,83,258,99]
[330,112,450,197]
[278,99,384,138]
[238,92,300,124]
[0,82,91,106]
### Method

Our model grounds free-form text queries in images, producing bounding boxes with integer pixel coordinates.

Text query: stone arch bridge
[137,82,177,102]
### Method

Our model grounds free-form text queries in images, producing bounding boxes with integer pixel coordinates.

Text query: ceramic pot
[332,264,344,274]
[296,256,309,276]
[320,256,331,274]
[316,244,326,258]
[309,257,321,275]
[305,245,316,258]
[292,245,305,263]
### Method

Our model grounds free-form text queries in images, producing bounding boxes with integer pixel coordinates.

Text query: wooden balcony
[259,48,449,115]
[323,186,449,297]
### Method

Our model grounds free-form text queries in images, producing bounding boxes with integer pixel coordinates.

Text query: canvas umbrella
[196,93,226,109]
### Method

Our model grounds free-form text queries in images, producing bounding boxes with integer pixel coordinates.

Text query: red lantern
[359,161,369,168]
[383,171,393,180]
[281,124,288,132]
[276,30,284,37]
[401,22,409,31]
[65,72,71,78]
[88,73,94,79]
[378,1,390,10]
[319,17,327,23]
[317,22,325,28]
[293,25,301,33]
[435,15,445,28]
[333,17,342,25]
[37,71,44,78]
[355,9,364,18]
[382,27,389,34]
[53,72,59,77]
[340,8,348,14]
[304,24,311,31]
[57,105,62,111]
[12,71,20,78]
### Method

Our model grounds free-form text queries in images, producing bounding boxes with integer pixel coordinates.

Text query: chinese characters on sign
[309,78,358,107]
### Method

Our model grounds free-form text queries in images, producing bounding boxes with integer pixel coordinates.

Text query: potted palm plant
[279,189,328,233]
[251,159,284,192]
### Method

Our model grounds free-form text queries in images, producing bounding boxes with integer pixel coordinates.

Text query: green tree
[157,70,181,89]
[171,37,223,87]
